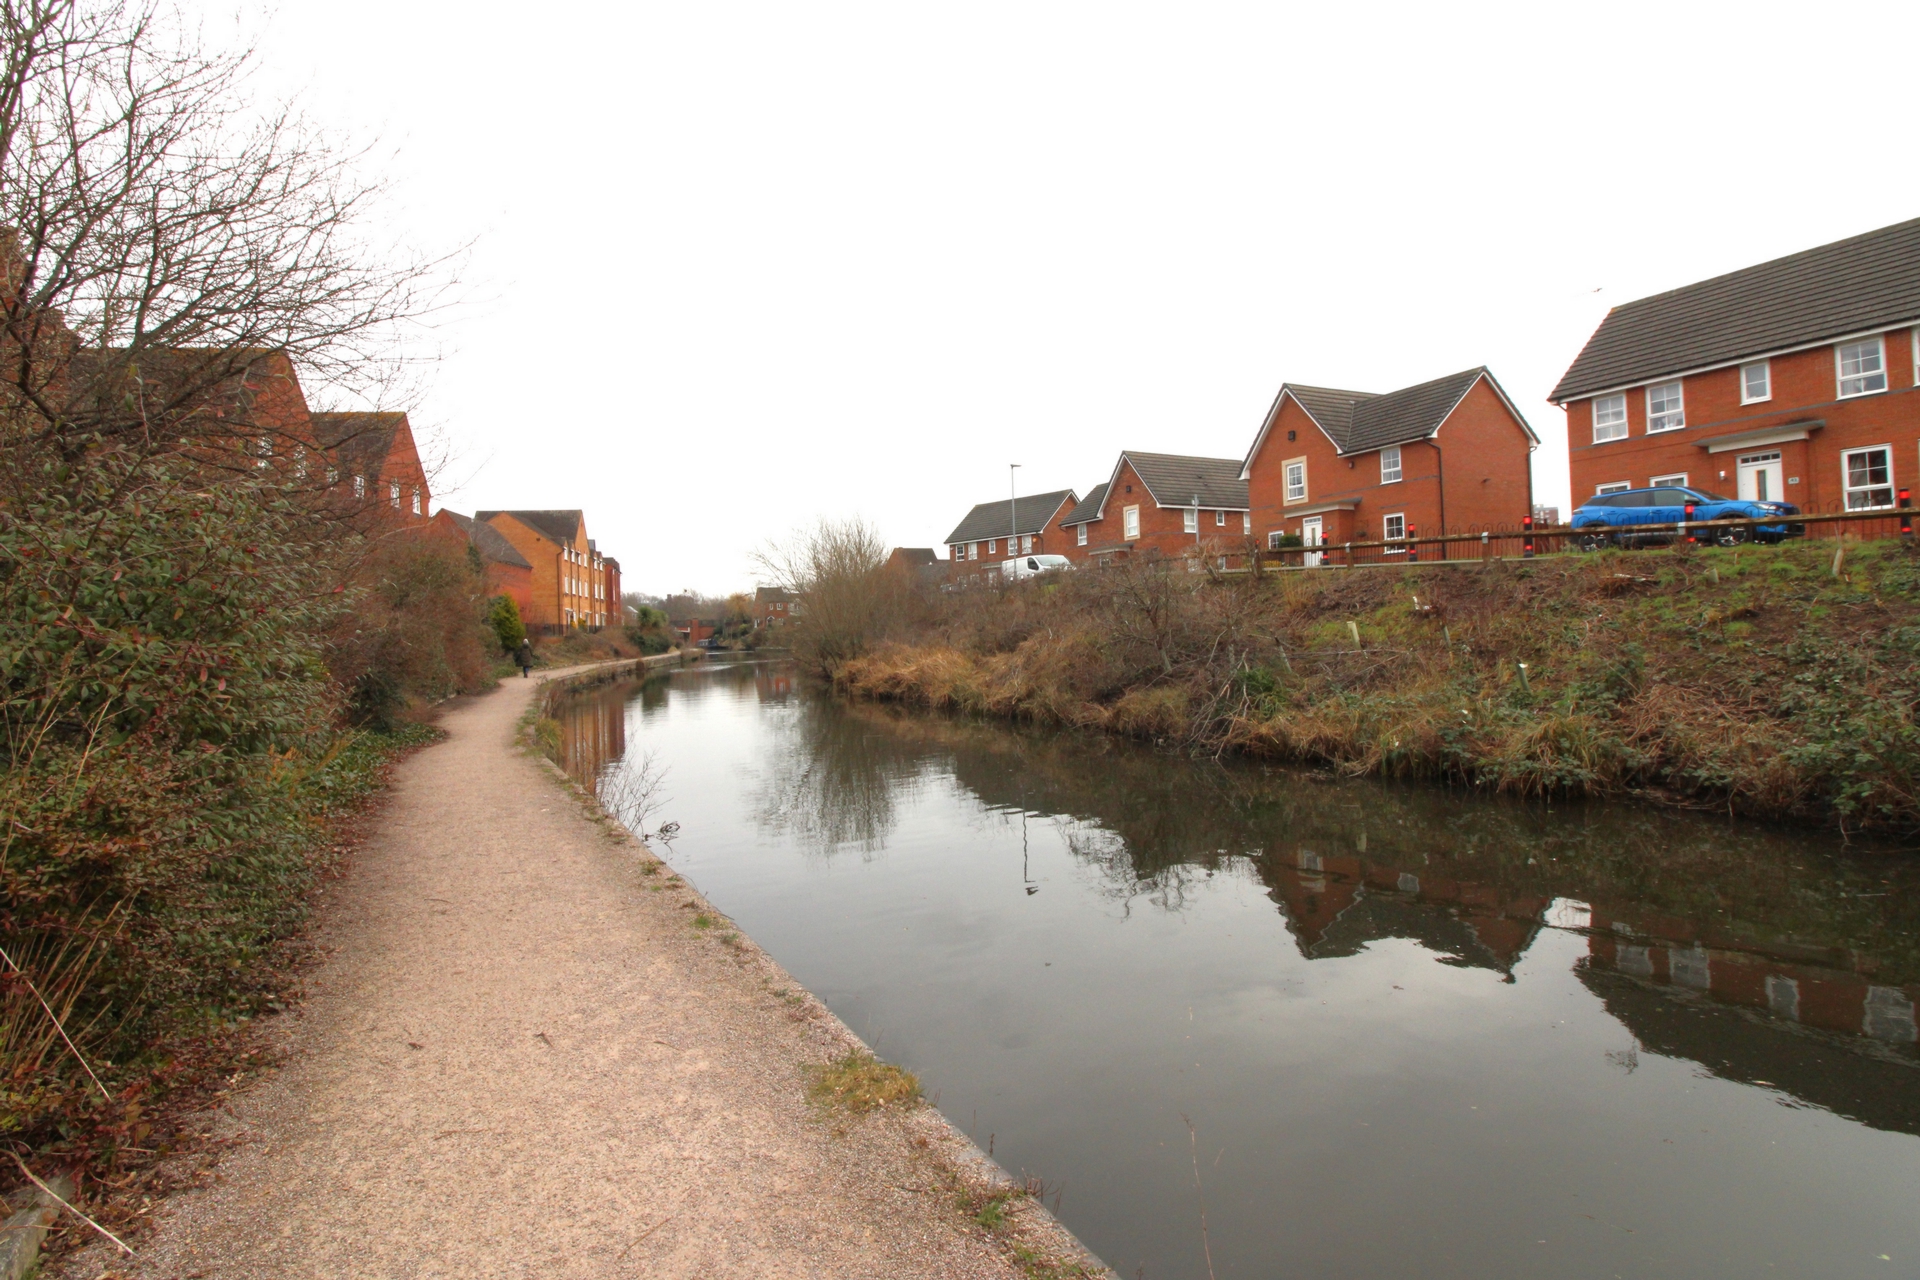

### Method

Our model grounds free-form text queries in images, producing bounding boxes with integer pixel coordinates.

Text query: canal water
[555,657,1920,1280]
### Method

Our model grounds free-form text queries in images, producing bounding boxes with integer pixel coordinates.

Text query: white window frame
[987,538,997,554]
[1650,472,1688,488]
[1740,360,1771,404]
[1266,530,1285,551]
[1595,482,1631,495]
[1183,507,1198,534]
[1076,523,1088,547]
[1122,505,1141,540]
[1837,336,1888,398]
[411,486,422,515]
[1021,534,1033,554]
[1841,444,1895,510]
[1646,381,1685,433]
[1383,512,1406,545]
[1592,394,1628,443]
[1241,511,1251,535]
[1214,509,1226,526]
[389,480,402,509]
[967,542,978,560]
[1380,444,1402,484]
[1283,458,1307,504]
[353,474,366,499]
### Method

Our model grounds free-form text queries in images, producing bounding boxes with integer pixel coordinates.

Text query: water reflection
[565,661,1920,1278]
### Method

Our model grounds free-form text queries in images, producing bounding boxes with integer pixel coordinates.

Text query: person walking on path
[515,637,533,677]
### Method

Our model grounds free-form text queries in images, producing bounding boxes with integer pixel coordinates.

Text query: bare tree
[0,0,449,478]
[752,517,908,675]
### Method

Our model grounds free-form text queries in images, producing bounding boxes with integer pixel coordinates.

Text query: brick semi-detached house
[944,490,1078,582]
[1551,216,1920,519]
[1242,367,1538,559]
[1057,452,1250,565]
[477,509,622,632]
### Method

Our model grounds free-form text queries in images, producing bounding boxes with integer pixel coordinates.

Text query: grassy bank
[835,541,1920,836]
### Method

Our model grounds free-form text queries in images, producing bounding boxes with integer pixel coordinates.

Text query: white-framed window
[1214,509,1226,526]
[1122,505,1141,540]
[967,542,978,560]
[1842,445,1894,510]
[353,474,366,499]
[1596,481,1631,495]
[255,435,272,468]
[292,447,308,479]
[1646,381,1685,432]
[1076,523,1088,547]
[389,480,401,508]
[1267,530,1285,550]
[1592,394,1628,443]
[1241,511,1251,535]
[1284,459,1307,503]
[1383,512,1406,541]
[1021,534,1033,554]
[326,465,339,485]
[1650,472,1688,488]
[1837,336,1887,398]
[1380,444,1402,484]
[987,538,997,554]
[1183,508,1198,533]
[411,487,422,515]
[1740,360,1771,403]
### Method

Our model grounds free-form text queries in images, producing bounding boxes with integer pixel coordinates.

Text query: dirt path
[65,667,1096,1279]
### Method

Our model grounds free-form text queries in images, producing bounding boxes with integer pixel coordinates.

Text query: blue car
[1570,485,1801,549]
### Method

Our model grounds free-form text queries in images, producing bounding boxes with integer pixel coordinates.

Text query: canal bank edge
[532,656,1114,1278]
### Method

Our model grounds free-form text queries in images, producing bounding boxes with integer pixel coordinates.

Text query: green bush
[487,594,526,654]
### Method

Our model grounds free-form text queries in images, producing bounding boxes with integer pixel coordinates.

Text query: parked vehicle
[1000,554,1072,580]
[1570,486,1801,550]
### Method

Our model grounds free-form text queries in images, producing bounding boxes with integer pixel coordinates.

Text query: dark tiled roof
[1551,216,1920,401]
[943,490,1077,545]
[1122,451,1248,510]
[312,411,407,476]
[755,586,794,604]
[1061,481,1109,525]
[1254,368,1529,464]
[442,510,532,568]
[1348,368,1488,452]
[889,547,938,566]
[477,509,583,546]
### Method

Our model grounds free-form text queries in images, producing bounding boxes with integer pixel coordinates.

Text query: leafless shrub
[599,748,672,839]
[752,516,912,676]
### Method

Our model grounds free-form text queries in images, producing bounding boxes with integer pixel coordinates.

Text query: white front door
[1737,451,1784,503]
[1302,516,1323,567]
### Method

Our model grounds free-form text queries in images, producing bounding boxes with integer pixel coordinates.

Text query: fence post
[1522,514,1535,558]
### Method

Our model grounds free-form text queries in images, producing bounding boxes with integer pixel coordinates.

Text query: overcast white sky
[250,0,1920,594]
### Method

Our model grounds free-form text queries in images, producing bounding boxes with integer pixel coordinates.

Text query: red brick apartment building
[311,411,432,526]
[430,510,535,614]
[1242,367,1537,559]
[1056,453,1250,564]
[943,490,1078,580]
[1552,217,1920,517]
[475,509,622,632]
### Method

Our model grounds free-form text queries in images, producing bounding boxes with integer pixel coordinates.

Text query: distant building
[311,410,433,527]
[943,490,1078,578]
[1059,453,1247,565]
[475,509,621,632]
[754,586,797,626]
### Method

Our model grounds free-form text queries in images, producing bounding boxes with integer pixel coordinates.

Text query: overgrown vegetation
[804,1049,921,1113]
[754,517,920,675]
[0,0,470,1172]
[835,541,1920,835]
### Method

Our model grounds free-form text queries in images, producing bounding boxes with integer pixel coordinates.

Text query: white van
[1000,554,1072,581]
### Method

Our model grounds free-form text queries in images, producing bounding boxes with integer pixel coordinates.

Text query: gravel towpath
[69,666,1091,1279]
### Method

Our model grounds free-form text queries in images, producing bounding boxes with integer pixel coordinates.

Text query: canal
[555,657,1920,1280]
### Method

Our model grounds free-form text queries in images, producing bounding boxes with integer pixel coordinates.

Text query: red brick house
[754,585,797,626]
[311,411,431,526]
[476,510,622,632]
[1056,453,1249,565]
[943,489,1078,581]
[430,510,535,613]
[1242,367,1537,560]
[1552,217,1920,521]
